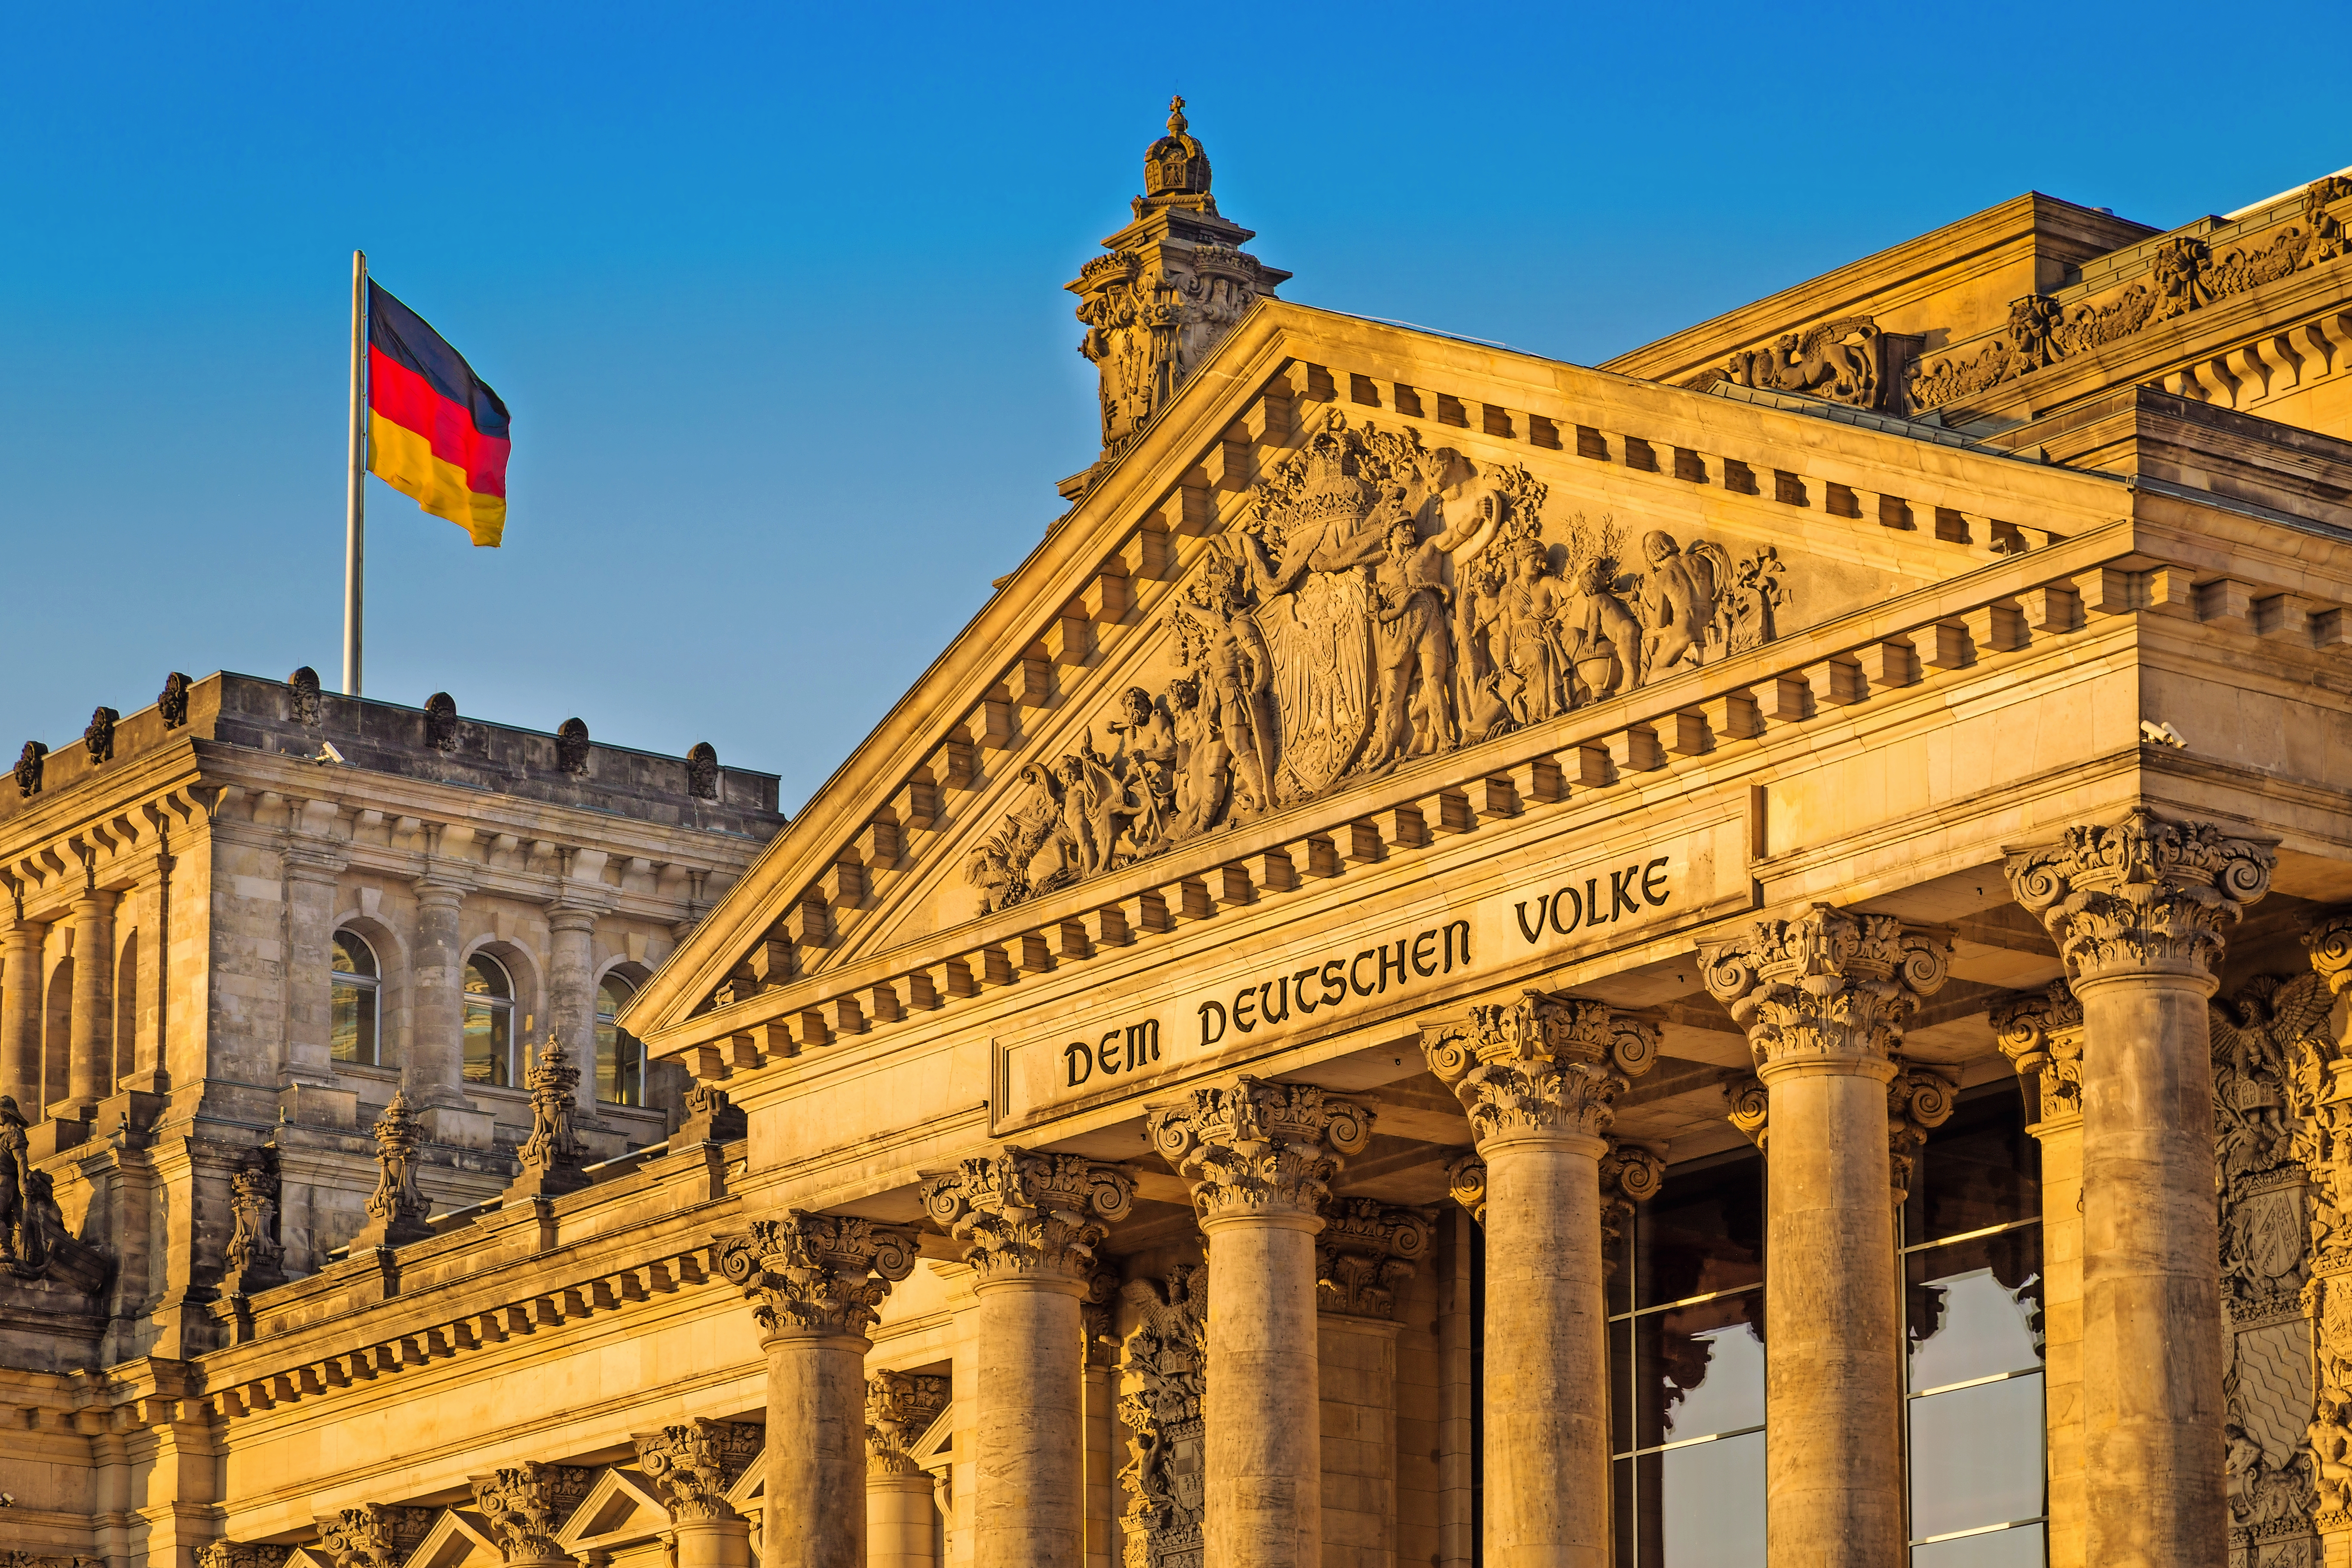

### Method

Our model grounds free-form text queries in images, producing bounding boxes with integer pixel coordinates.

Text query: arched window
[596,974,645,1106]
[462,953,516,1086]
[331,932,380,1066]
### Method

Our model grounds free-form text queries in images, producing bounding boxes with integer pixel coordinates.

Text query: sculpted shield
[1260,569,1373,803]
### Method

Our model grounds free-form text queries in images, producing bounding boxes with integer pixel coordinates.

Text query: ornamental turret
[1061,97,1289,500]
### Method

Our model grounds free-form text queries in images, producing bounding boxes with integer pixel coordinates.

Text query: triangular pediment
[627,300,2128,1060]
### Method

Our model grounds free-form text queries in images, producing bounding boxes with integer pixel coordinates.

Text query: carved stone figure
[1721,316,1886,407]
[1118,1264,1207,1568]
[82,707,117,764]
[424,692,458,751]
[0,1095,46,1277]
[556,717,590,775]
[686,741,719,799]
[220,1149,285,1297]
[511,1034,590,1199]
[287,666,322,725]
[158,670,191,729]
[1636,531,1730,677]
[1358,481,1504,771]
[15,741,45,799]
[351,1090,431,1250]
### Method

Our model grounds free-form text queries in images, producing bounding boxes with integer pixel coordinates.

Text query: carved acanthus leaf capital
[1700,903,1949,1070]
[2309,911,2352,998]
[312,1506,434,1568]
[866,1369,951,1477]
[2005,808,2274,985]
[714,1211,920,1341]
[1886,1064,1960,1202]
[196,1546,282,1568]
[1446,1151,1488,1227]
[1989,980,2085,1126]
[919,1148,1135,1285]
[1146,1076,1372,1223]
[469,1461,594,1558]
[1315,1198,1432,1319]
[1421,990,1657,1145]
[1723,1075,1770,1148]
[632,1418,760,1523]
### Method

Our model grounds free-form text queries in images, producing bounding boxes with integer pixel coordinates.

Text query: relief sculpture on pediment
[965,410,1787,915]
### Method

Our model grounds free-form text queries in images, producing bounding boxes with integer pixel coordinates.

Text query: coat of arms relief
[965,410,1789,916]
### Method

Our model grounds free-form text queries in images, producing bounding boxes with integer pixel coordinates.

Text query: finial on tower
[1143,95,1212,203]
[1168,94,1188,135]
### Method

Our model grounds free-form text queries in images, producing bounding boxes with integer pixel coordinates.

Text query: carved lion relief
[964,411,1788,916]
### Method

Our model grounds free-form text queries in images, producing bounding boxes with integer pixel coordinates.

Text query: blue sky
[3,2,2344,810]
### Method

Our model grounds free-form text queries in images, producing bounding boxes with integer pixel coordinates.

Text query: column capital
[866,1369,951,1477]
[919,1147,1133,1287]
[1315,1197,1433,1319]
[1445,1150,1487,1226]
[2308,909,2352,995]
[632,1418,759,1522]
[1146,1075,1373,1225]
[197,1545,286,1568]
[1700,902,1949,1074]
[1990,980,2086,1129]
[2005,808,2274,988]
[282,844,349,887]
[312,1504,435,1568]
[411,873,471,908]
[1886,1063,1959,1201]
[1421,989,1657,1147]
[545,900,605,934]
[469,1462,594,1558]
[715,1210,920,1342]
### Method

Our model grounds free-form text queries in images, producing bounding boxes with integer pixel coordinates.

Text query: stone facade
[19,106,2352,1568]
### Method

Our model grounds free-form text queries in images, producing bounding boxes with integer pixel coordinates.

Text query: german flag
[367,284,511,546]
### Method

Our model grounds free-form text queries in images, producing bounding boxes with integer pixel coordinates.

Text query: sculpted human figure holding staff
[1360,478,1503,770]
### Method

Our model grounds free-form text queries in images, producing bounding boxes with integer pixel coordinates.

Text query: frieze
[966,410,1784,918]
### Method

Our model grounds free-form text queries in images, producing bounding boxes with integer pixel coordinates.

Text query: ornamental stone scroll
[1145,1075,1373,1221]
[1315,1198,1433,1320]
[714,1211,922,1342]
[1699,903,1950,1072]
[2005,808,2275,988]
[1420,989,1660,1146]
[469,1462,594,1563]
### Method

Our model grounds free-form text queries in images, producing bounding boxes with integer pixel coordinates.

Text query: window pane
[1611,1317,1632,1456]
[1636,1150,1765,1309]
[333,932,376,978]
[331,979,376,1065]
[466,955,510,997]
[1912,1523,2045,1568]
[1904,1089,2037,1247]
[1908,1233,2045,1390]
[1908,1373,2046,1541]
[1618,1431,1767,1568]
[464,1002,510,1085]
[1635,1289,1764,1449]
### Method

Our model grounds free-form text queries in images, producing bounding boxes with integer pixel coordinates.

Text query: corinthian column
[1420,990,1657,1568]
[1315,1199,1433,1568]
[921,1148,1133,1568]
[1147,1076,1374,1568]
[1990,981,2088,1568]
[717,1212,921,1568]
[2006,809,2273,1568]
[867,1370,951,1568]
[1698,903,1949,1568]
[0,917,43,1116]
[634,1419,761,1567]
[470,1463,594,1568]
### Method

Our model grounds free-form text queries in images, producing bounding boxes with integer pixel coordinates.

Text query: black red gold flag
[366,284,511,545]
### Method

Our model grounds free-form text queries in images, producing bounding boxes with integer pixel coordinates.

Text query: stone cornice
[2006,808,2274,986]
[919,1148,1134,1286]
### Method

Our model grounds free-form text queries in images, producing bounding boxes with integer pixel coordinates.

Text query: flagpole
[343,249,368,697]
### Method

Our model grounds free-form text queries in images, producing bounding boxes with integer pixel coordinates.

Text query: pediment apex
[627,302,2130,1050]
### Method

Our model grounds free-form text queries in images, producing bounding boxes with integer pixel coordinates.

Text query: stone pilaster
[64,885,116,1117]
[2006,809,2273,1568]
[1990,982,2088,1568]
[469,1462,594,1568]
[868,1370,950,1568]
[1,917,45,1115]
[717,1212,921,1568]
[1699,902,1949,1568]
[634,1419,761,1568]
[1147,1077,1373,1568]
[921,1148,1133,1568]
[1315,1200,1431,1568]
[407,874,470,1109]
[281,845,346,1089]
[545,901,602,1122]
[1421,989,1656,1568]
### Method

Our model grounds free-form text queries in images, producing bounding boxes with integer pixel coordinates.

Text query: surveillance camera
[314,741,348,766]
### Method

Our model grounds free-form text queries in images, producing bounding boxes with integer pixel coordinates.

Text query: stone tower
[1060,97,1289,500]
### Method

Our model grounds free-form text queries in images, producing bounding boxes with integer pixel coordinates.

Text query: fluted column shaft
[1149,1077,1373,1568]
[65,888,116,1115]
[922,1148,1132,1568]
[408,880,467,1105]
[2007,811,2271,1568]
[720,1213,919,1568]
[0,921,43,1115]
[1421,992,1658,1568]
[1702,904,1949,1568]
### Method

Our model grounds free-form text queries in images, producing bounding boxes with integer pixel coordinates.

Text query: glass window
[1905,1087,2046,1561]
[331,932,380,1066]
[1611,1148,1767,1567]
[596,974,645,1106]
[462,953,515,1086]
